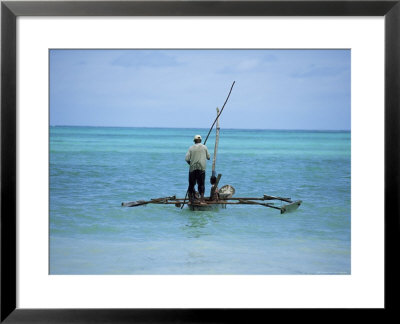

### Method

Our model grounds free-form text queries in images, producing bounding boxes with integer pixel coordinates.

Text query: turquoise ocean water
[50,126,350,275]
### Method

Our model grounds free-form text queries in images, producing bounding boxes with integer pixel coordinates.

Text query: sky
[50,49,350,130]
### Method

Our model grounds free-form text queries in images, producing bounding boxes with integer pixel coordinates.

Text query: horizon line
[50,124,351,132]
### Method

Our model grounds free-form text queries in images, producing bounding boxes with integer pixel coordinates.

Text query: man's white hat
[194,135,202,140]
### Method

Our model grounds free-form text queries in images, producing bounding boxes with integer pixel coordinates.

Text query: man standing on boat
[185,135,211,204]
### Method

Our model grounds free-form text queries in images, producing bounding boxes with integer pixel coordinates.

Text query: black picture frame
[1,0,399,322]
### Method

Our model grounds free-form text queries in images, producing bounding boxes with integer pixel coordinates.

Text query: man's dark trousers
[188,170,205,200]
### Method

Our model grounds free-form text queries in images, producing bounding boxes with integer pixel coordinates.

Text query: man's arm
[185,150,191,164]
[206,147,211,160]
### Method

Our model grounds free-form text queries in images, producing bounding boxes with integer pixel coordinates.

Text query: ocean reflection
[183,211,216,238]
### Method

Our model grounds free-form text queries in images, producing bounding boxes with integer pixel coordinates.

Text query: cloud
[111,50,180,68]
[291,65,349,79]
[218,53,277,74]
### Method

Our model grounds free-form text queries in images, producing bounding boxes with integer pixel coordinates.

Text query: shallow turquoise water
[49,126,350,274]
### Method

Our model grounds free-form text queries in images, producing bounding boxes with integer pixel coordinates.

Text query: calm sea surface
[50,126,351,274]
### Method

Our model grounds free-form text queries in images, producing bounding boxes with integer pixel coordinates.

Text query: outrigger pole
[181,81,236,209]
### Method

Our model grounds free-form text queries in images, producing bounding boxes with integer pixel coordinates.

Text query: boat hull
[188,203,227,211]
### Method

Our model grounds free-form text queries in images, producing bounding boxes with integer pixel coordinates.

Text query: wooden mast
[210,108,221,200]
[212,107,220,178]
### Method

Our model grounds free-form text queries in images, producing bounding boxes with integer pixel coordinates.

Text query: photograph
[49,49,351,275]
[3,0,399,320]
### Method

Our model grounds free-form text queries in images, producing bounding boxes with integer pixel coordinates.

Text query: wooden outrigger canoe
[121,194,302,214]
[121,82,302,214]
